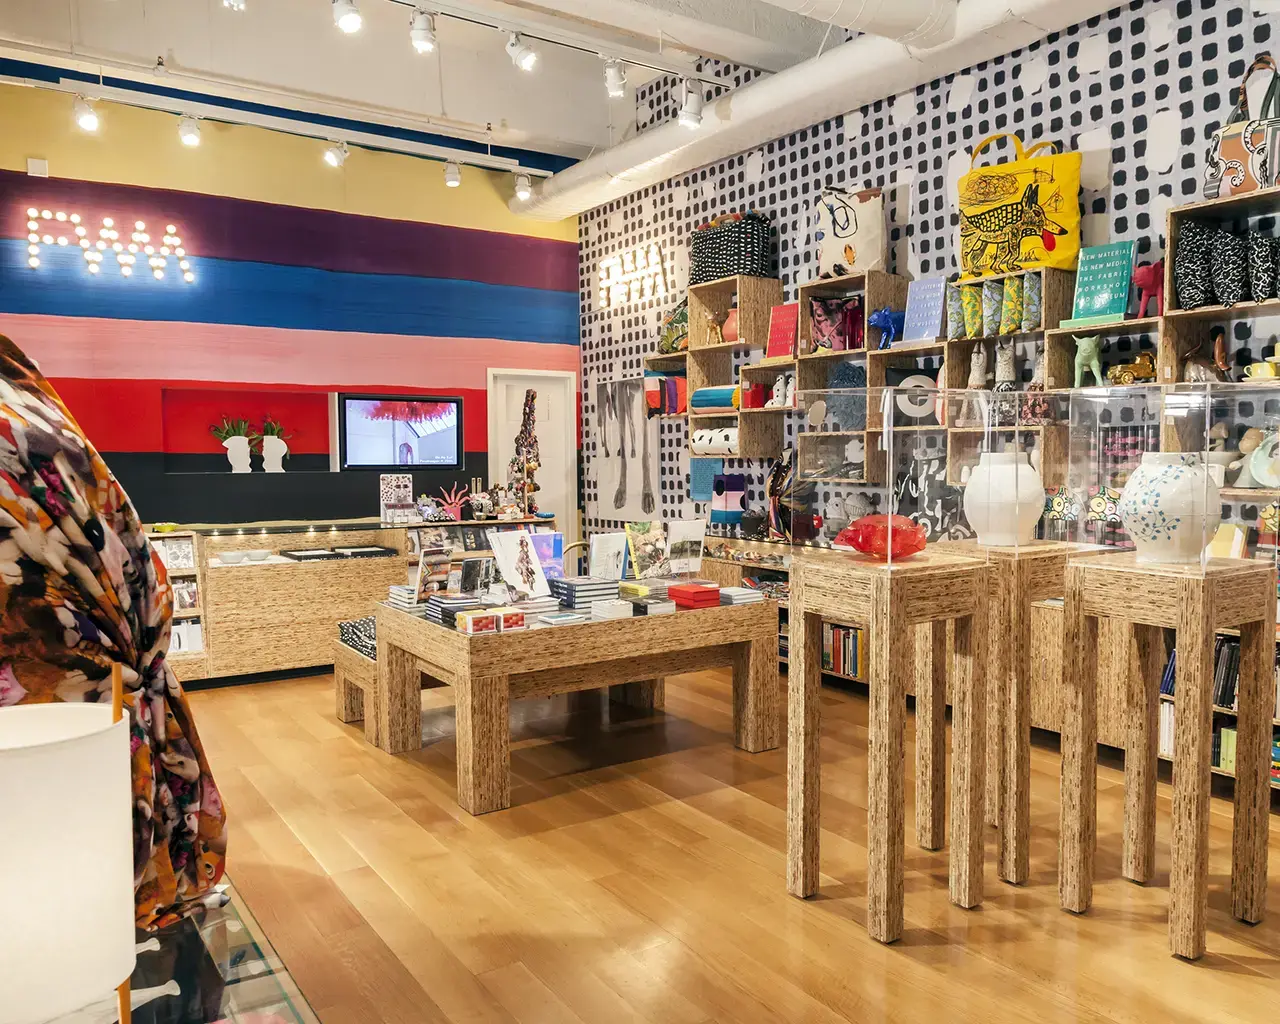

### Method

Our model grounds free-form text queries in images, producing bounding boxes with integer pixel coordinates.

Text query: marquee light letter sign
[23,206,196,283]
[597,242,667,309]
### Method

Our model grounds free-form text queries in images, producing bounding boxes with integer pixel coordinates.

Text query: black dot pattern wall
[580,0,1280,538]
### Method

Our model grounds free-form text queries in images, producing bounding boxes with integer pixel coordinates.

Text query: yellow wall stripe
[0,84,577,242]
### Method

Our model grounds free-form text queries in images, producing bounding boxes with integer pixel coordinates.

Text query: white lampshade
[0,704,135,1024]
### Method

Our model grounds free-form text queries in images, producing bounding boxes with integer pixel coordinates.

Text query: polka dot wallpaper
[580,0,1279,537]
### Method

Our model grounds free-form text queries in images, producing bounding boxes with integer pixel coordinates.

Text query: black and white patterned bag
[1211,227,1248,307]
[1172,219,1214,309]
[1251,232,1278,301]
[689,211,774,285]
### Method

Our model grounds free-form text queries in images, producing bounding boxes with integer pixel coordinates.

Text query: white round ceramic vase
[963,451,1044,546]
[1118,452,1222,563]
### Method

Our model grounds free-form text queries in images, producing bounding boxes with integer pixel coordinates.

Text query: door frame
[486,368,579,545]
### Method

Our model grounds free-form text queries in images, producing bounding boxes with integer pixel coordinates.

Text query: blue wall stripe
[0,241,579,344]
[0,57,576,175]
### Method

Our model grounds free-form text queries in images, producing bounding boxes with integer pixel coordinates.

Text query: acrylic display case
[786,385,1064,561]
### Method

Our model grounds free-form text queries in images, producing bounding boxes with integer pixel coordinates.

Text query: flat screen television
[337,393,464,471]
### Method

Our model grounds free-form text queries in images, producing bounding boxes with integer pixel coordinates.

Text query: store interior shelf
[172,609,203,620]
[798,347,867,361]
[1220,487,1280,501]
[644,351,688,369]
[1043,315,1161,339]
[1163,299,1280,322]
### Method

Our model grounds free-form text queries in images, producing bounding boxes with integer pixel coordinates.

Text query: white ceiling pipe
[760,0,958,47]
[514,0,1120,220]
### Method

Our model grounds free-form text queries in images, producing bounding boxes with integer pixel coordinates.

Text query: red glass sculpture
[833,514,927,561]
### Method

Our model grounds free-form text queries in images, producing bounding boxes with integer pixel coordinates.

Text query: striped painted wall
[0,87,580,522]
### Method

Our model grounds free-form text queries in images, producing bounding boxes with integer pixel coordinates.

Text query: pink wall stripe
[0,314,580,391]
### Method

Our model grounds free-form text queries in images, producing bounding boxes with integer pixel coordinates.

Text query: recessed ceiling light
[409,9,436,53]
[604,58,627,98]
[323,141,349,167]
[178,116,201,146]
[222,0,246,9]
[73,97,99,133]
[506,32,537,72]
[514,173,532,201]
[444,161,462,187]
[332,0,362,34]
[678,80,703,130]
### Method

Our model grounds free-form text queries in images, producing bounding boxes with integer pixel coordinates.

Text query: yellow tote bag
[956,133,1081,280]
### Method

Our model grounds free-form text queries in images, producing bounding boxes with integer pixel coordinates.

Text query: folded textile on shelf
[689,427,739,456]
[689,385,740,413]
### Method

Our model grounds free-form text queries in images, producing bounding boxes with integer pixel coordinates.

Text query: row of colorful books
[1158,702,1280,783]
[822,623,866,680]
[1160,639,1280,719]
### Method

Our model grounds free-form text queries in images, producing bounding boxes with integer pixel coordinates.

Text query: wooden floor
[189,668,1280,1024]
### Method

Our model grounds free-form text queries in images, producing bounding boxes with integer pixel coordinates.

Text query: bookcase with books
[148,530,207,681]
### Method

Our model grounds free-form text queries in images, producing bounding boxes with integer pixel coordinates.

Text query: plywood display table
[372,601,781,814]
[787,547,990,944]
[1060,552,1276,960]
[940,540,1098,885]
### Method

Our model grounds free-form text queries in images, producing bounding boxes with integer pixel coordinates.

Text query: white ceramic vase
[963,450,1044,546]
[261,434,288,473]
[222,435,252,473]
[1118,452,1222,563]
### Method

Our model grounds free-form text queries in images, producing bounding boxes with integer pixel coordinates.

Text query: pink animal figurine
[1134,259,1164,317]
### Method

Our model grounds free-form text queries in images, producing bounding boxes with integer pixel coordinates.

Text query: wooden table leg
[787,605,823,898]
[951,592,987,909]
[1059,566,1098,914]
[915,621,947,851]
[868,577,911,943]
[335,666,364,724]
[1170,580,1214,959]
[986,563,1010,829]
[998,560,1031,884]
[609,679,665,710]
[1231,580,1275,926]
[1123,622,1163,884]
[455,671,510,815]
[733,634,780,753]
[374,640,423,755]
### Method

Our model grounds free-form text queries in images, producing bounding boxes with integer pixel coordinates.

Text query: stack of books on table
[516,595,561,617]
[720,586,764,606]
[591,599,635,621]
[549,576,620,610]
[668,582,721,609]
[539,610,587,627]
[619,579,670,600]
[387,585,428,617]
[424,594,482,626]
[628,595,676,616]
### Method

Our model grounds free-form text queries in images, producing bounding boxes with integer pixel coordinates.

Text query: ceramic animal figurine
[1106,350,1158,385]
[706,311,726,347]
[993,337,1018,425]
[1073,335,1104,387]
[1181,331,1228,382]
[1211,325,1231,374]
[956,340,991,427]
[869,306,906,348]
[1133,259,1165,317]
[1229,427,1265,488]
[1020,339,1052,423]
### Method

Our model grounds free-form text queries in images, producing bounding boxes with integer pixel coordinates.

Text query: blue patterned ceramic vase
[1118,452,1222,563]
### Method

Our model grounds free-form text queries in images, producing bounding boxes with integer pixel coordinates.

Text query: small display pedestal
[787,548,989,944]
[1060,553,1275,960]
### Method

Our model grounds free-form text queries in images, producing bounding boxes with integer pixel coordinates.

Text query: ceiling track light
[222,0,246,10]
[332,0,362,34]
[444,161,462,188]
[678,79,704,130]
[177,116,201,147]
[506,32,538,72]
[514,173,532,201]
[604,58,627,98]
[73,97,99,133]
[409,9,436,53]
[323,141,349,167]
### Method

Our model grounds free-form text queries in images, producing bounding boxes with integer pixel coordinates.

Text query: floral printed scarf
[0,334,227,929]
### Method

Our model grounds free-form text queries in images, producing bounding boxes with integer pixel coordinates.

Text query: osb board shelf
[870,340,945,356]
[644,351,687,368]
[738,406,794,415]
[1043,316,1160,339]
[797,269,908,353]
[798,348,867,361]
[1163,298,1280,322]
[1221,487,1280,501]
[1166,182,1280,219]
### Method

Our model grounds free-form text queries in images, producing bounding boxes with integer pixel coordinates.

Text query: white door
[487,369,579,548]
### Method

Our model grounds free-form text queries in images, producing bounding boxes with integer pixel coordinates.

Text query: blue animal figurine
[869,306,906,348]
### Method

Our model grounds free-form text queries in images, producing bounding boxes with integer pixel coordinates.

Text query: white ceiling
[0,0,833,161]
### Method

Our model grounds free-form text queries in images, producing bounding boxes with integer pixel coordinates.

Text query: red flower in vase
[833,514,927,561]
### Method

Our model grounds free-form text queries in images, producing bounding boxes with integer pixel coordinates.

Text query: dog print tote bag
[956,133,1081,279]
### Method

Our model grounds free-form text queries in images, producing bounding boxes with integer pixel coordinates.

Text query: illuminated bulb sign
[22,207,196,283]
[597,242,667,309]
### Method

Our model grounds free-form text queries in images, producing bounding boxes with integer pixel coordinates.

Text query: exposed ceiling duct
[757,0,959,47]
[514,0,1122,220]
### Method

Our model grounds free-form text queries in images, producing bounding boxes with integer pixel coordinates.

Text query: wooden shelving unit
[147,530,208,682]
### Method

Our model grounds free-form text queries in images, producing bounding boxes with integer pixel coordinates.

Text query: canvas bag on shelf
[956,133,1081,279]
[1203,53,1280,200]
[688,211,773,285]
[812,187,886,278]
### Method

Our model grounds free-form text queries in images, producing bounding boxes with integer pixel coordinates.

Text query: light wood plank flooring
[189,669,1280,1024]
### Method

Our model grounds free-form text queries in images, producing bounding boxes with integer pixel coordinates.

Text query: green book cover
[1060,241,1136,327]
